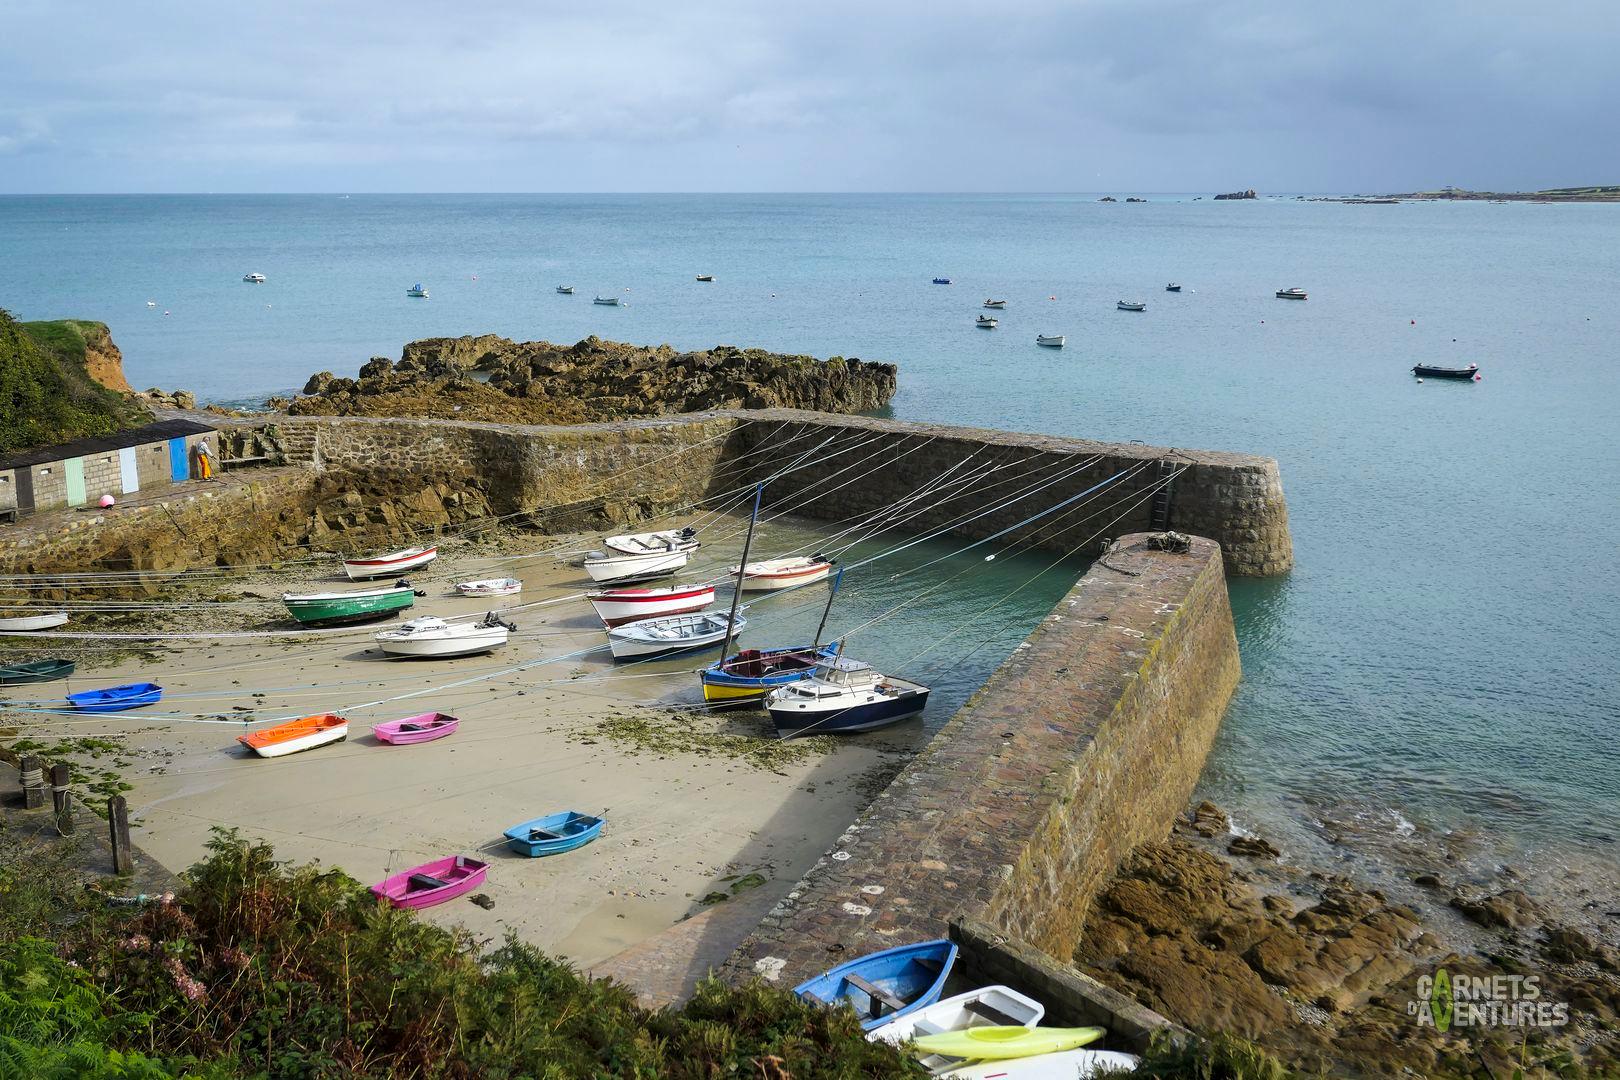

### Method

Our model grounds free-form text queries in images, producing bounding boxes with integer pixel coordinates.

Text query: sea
[3,193,1617,908]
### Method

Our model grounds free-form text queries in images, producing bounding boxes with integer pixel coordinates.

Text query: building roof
[0,419,216,472]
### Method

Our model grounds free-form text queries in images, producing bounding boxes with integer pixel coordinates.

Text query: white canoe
[1036,335,1066,348]
[941,1049,1141,1079]
[869,986,1044,1071]
[588,583,716,628]
[375,616,510,658]
[583,547,690,584]
[607,611,745,660]
[603,529,699,556]
[454,577,522,597]
[344,545,438,580]
[734,557,833,592]
[0,611,70,632]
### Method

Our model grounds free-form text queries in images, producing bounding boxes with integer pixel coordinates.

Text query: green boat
[0,658,76,685]
[283,583,419,627]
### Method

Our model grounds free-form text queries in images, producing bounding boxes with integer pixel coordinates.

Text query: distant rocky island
[1214,188,1258,200]
[1386,185,1620,203]
[287,334,898,424]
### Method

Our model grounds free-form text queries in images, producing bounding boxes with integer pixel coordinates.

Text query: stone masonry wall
[719,534,1242,987]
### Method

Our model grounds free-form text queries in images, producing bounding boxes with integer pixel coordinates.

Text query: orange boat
[238,713,348,758]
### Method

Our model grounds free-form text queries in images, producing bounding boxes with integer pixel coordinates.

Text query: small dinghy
[914,1025,1105,1061]
[284,581,418,626]
[238,713,348,757]
[1275,286,1308,300]
[406,283,429,298]
[734,555,833,592]
[504,810,605,857]
[0,658,76,685]
[343,545,438,581]
[1165,282,1182,292]
[796,939,958,1031]
[868,985,1045,1070]
[607,611,745,661]
[1116,300,1146,312]
[582,546,690,584]
[556,284,576,294]
[588,582,715,627]
[67,683,162,713]
[695,274,716,282]
[1412,362,1480,380]
[1036,335,1066,348]
[373,712,459,745]
[454,577,522,597]
[592,295,622,305]
[983,299,1007,309]
[699,642,840,706]
[766,656,929,736]
[375,614,512,659]
[243,272,266,284]
[932,277,953,285]
[976,315,998,328]
[939,1049,1141,1079]
[0,610,69,632]
[371,855,487,909]
[603,527,699,556]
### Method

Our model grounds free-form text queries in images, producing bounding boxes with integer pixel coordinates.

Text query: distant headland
[1383,185,1620,203]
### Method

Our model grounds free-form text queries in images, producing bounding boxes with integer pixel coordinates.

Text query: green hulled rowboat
[283,583,418,627]
[0,658,76,685]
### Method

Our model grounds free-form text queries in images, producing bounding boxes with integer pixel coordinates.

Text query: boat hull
[602,530,700,556]
[0,611,69,632]
[67,683,162,713]
[607,613,744,660]
[0,658,76,685]
[454,578,522,597]
[343,547,438,581]
[373,712,460,745]
[767,682,929,736]
[284,588,416,626]
[795,939,958,1031]
[504,811,605,857]
[238,714,348,757]
[1036,336,1065,348]
[588,584,715,627]
[736,559,833,592]
[583,549,689,584]
[868,985,1045,1070]
[375,624,509,658]
[699,643,840,705]
[371,856,487,909]
[1412,364,1479,380]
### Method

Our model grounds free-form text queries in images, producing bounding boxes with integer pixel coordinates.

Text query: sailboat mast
[812,567,843,649]
[716,484,763,666]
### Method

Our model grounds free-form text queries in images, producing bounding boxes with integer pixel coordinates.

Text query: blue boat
[66,682,162,713]
[932,277,953,285]
[699,642,841,707]
[794,939,958,1030]
[504,810,605,858]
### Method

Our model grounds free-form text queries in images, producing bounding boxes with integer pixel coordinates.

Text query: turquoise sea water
[3,194,1617,887]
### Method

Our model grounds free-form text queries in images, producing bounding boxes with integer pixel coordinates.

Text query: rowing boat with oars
[0,658,76,685]
[238,714,348,758]
[283,581,419,626]
[342,545,438,581]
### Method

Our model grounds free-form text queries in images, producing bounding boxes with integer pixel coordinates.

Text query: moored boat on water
[582,546,689,584]
[238,713,348,757]
[976,315,998,328]
[1276,286,1308,300]
[0,610,69,632]
[734,555,833,592]
[453,577,522,597]
[67,683,162,713]
[695,274,715,282]
[1036,334,1066,348]
[0,658,76,685]
[375,614,512,658]
[983,299,1007,309]
[593,295,622,305]
[588,582,715,627]
[556,284,575,294]
[796,939,958,1032]
[607,611,745,660]
[932,277,953,285]
[504,811,605,857]
[283,582,418,626]
[343,545,437,580]
[602,528,699,556]
[406,283,429,298]
[765,656,929,736]
[373,712,459,745]
[1412,362,1480,380]
[371,855,487,909]
[699,642,841,706]
[243,272,266,284]
[1165,282,1182,292]
[1117,300,1146,312]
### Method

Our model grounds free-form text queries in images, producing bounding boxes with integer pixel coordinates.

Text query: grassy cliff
[0,309,151,456]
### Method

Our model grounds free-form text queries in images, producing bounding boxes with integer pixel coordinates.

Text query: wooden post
[50,763,74,835]
[20,755,45,809]
[108,796,134,875]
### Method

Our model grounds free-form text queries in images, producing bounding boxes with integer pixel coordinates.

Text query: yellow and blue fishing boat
[699,642,841,706]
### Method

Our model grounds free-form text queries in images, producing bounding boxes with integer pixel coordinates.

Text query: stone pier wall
[719,533,1242,986]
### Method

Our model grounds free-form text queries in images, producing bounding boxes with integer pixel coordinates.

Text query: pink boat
[372,712,460,745]
[370,855,488,909]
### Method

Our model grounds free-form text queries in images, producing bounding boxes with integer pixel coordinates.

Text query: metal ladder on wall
[1149,457,1177,531]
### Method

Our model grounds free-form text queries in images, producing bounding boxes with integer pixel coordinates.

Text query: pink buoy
[1474,374,1482,381]
[99,494,116,508]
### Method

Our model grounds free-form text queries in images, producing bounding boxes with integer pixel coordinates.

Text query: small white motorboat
[343,545,438,581]
[588,583,716,627]
[453,577,522,598]
[1276,286,1308,300]
[0,611,70,632]
[734,556,833,592]
[765,656,930,736]
[603,528,699,556]
[868,985,1045,1072]
[592,295,621,306]
[976,315,998,329]
[1036,335,1066,348]
[407,283,429,298]
[695,274,715,282]
[983,299,1007,309]
[375,614,512,659]
[556,285,576,294]
[1117,300,1146,312]
[582,546,690,584]
[607,611,745,661]
[243,272,266,284]
[939,1049,1141,1079]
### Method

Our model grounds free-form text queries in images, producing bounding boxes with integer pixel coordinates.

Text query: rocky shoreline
[285,334,897,424]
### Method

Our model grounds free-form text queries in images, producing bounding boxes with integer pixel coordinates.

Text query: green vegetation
[577,709,839,770]
[0,309,150,456]
[0,828,926,1078]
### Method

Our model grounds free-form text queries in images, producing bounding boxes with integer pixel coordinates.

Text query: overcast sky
[3,1,1617,193]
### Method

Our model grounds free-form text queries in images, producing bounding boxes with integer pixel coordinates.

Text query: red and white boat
[343,545,439,581]
[733,556,834,592]
[587,583,716,627]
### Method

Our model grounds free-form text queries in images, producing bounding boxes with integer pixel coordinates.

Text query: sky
[3,1,1618,194]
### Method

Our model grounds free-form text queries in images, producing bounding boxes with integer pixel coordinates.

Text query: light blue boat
[794,938,958,1031]
[503,810,605,858]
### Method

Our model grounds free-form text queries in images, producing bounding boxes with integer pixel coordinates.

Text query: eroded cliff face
[288,335,898,424]
[78,321,132,393]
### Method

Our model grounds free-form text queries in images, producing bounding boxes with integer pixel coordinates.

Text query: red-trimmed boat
[343,545,439,581]
[734,556,834,592]
[587,583,716,627]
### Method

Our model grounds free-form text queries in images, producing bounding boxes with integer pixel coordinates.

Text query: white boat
[976,316,998,328]
[940,1049,1141,1079]
[582,546,690,584]
[695,274,715,282]
[588,583,716,628]
[868,986,1045,1071]
[592,295,621,305]
[407,283,429,298]
[734,556,833,592]
[765,656,930,736]
[556,285,576,294]
[607,611,745,660]
[453,577,522,597]
[983,299,1007,309]
[1036,335,1066,348]
[243,272,266,284]
[343,545,439,581]
[375,615,512,659]
[1276,286,1308,300]
[0,611,69,632]
[603,528,699,556]
[1117,300,1146,312]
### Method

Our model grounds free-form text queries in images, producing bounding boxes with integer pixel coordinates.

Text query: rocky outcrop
[1214,189,1258,200]
[287,335,897,425]
[76,321,132,393]
[138,387,197,410]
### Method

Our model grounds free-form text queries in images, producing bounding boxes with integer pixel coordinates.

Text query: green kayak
[283,583,418,626]
[911,1025,1105,1061]
[0,658,76,685]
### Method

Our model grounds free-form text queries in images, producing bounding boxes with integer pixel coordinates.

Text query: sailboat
[700,569,846,706]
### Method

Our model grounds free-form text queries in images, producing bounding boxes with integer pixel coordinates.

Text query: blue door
[168,438,189,482]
